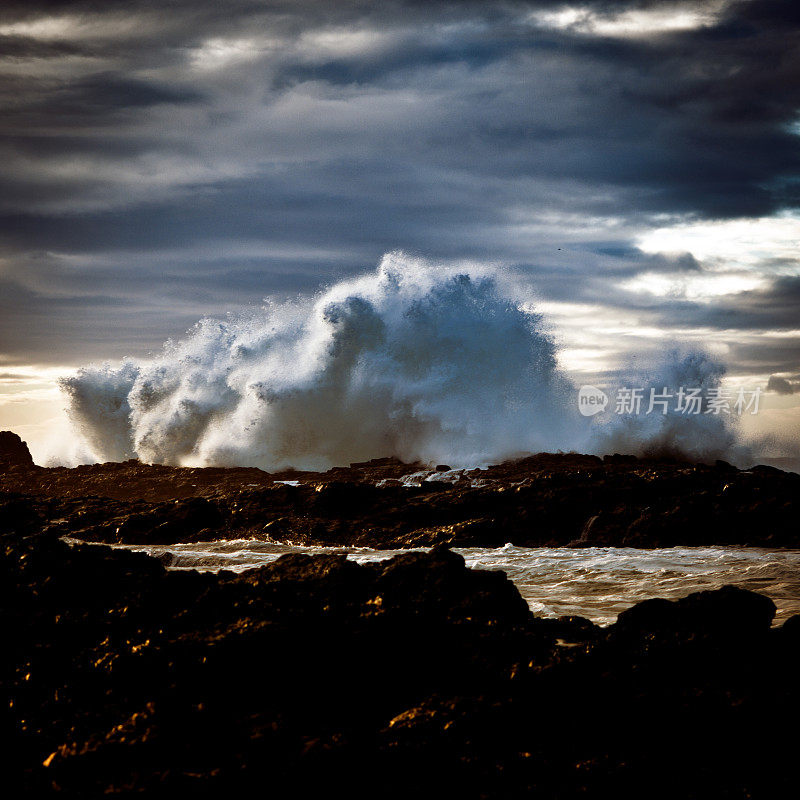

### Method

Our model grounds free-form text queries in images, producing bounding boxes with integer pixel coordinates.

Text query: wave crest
[61,253,586,469]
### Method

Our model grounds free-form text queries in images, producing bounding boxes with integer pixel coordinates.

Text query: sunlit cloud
[297,27,397,59]
[530,2,729,38]
[0,15,80,39]
[636,214,800,272]
[0,12,162,42]
[189,36,277,71]
[620,272,767,301]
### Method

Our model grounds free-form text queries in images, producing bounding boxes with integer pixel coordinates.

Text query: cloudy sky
[1,0,799,460]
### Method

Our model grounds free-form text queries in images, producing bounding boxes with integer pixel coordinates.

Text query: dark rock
[1,450,798,799]
[0,492,44,534]
[780,614,800,637]
[0,431,34,470]
[603,453,638,464]
[751,463,786,475]
[2,528,796,799]
[1,450,798,548]
[610,584,776,640]
[537,614,600,642]
[374,545,530,622]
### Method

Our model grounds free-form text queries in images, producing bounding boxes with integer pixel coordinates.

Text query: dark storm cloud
[0,34,84,58]
[2,0,798,213]
[767,375,796,394]
[725,340,800,377]
[665,276,800,333]
[0,0,799,368]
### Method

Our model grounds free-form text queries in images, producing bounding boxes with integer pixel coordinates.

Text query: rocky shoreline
[1,432,799,549]
[2,432,800,796]
[3,529,798,797]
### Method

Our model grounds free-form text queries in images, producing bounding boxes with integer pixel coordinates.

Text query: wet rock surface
[1,446,798,548]
[3,530,798,798]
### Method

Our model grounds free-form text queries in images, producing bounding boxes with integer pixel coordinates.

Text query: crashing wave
[60,252,747,469]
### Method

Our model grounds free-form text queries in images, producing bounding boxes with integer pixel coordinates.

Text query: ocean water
[110,540,800,626]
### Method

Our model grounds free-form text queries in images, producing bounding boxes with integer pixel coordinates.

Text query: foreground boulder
[3,531,798,798]
[610,584,777,640]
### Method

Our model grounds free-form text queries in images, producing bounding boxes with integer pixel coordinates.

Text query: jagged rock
[0,431,34,470]
[1,451,799,548]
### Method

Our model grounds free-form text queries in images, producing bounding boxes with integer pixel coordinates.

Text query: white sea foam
[59,252,746,469]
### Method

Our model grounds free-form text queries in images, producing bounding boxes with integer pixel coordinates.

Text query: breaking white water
[101,540,800,626]
[59,252,748,470]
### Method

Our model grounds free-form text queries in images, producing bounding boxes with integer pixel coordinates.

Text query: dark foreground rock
[3,530,799,798]
[1,439,799,548]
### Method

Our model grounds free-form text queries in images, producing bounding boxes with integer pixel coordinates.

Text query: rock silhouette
[0,430,34,471]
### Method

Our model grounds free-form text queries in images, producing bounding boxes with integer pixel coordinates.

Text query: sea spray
[592,349,750,464]
[61,253,586,469]
[60,252,746,469]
